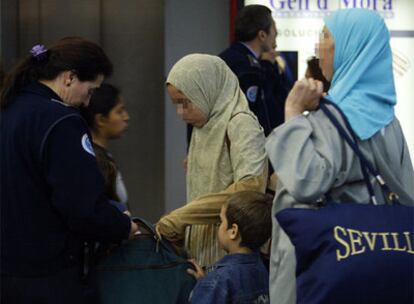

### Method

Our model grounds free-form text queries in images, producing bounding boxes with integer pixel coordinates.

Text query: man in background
[219,4,291,136]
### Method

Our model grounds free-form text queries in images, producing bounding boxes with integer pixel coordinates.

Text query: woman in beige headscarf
[157,54,268,267]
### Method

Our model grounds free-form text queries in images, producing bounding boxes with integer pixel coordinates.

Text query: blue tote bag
[276,100,414,304]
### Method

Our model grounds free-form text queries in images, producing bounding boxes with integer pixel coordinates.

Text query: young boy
[187,191,272,304]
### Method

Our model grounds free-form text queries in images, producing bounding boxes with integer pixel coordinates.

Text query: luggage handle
[131,217,169,253]
[132,217,157,236]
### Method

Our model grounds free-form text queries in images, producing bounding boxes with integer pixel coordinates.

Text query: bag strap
[319,98,400,205]
[131,217,171,253]
[323,101,376,204]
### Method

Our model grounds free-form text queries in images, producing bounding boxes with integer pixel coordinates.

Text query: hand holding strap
[319,98,400,205]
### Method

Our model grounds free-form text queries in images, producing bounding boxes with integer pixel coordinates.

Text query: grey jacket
[265,103,414,304]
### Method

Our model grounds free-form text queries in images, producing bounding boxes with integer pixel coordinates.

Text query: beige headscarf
[167,54,265,201]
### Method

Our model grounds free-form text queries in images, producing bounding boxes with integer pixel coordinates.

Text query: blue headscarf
[324,9,396,140]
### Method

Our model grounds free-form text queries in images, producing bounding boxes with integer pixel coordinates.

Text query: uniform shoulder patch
[246,86,259,103]
[81,134,95,156]
[247,54,261,68]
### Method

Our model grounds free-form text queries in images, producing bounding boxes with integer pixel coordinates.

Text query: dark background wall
[164,0,229,212]
[0,0,229,222]
[1,0,165,222]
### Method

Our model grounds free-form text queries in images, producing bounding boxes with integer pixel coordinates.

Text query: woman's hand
[285,78,324,121]
[186,259,205,280]
[182,157,188,172]
[261,50,277,63]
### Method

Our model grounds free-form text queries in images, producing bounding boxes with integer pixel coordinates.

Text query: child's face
[99,98,130,140]
[218,206,231,252]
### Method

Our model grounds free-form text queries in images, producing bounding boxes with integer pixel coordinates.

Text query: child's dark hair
[1,36,112,109]
[79,83,121,201]
[80,83,120,130]
[225,191,273,251]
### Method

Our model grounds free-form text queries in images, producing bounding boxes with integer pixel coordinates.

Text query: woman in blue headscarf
[265,9,414,304]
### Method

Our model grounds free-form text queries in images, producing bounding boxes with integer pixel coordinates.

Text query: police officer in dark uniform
[219,5,291,137]
[0,37,139,304]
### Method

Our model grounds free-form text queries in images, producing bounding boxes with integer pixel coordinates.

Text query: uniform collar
[231,43,261,68]
[240,42,259,59]
[22,82,65,104]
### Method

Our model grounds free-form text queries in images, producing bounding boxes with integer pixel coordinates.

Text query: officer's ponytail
[0,56,36,109]
[0,37,113,110]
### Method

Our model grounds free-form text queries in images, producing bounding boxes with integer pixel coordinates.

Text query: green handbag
[95,217,196,304]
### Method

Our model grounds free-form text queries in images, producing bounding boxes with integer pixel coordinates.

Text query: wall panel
[2,0,165,222]
[102,0,165,221]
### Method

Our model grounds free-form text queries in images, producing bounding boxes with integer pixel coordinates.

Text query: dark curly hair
[225,191,273,251]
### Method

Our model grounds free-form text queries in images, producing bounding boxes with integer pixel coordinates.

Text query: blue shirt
[190,252,269,304]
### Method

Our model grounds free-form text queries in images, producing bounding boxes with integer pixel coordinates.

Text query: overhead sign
[269,0,393,17]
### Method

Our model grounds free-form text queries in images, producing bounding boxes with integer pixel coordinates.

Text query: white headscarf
[167,54,265,201]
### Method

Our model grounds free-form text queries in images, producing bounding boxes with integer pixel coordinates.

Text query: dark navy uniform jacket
[219,42,290,136]
[0,82,131,277]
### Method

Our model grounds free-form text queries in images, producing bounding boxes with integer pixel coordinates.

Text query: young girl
[81,83,130,213]
[157,54,268,268]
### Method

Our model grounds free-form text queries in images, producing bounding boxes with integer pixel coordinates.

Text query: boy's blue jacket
[190,252,269,303]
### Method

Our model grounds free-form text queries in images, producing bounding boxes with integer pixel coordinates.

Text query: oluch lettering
[333,226,414,261]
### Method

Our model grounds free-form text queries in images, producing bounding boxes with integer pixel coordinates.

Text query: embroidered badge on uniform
[247,54,261,68]
[246,86,258,103]
[81,134,95,156]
